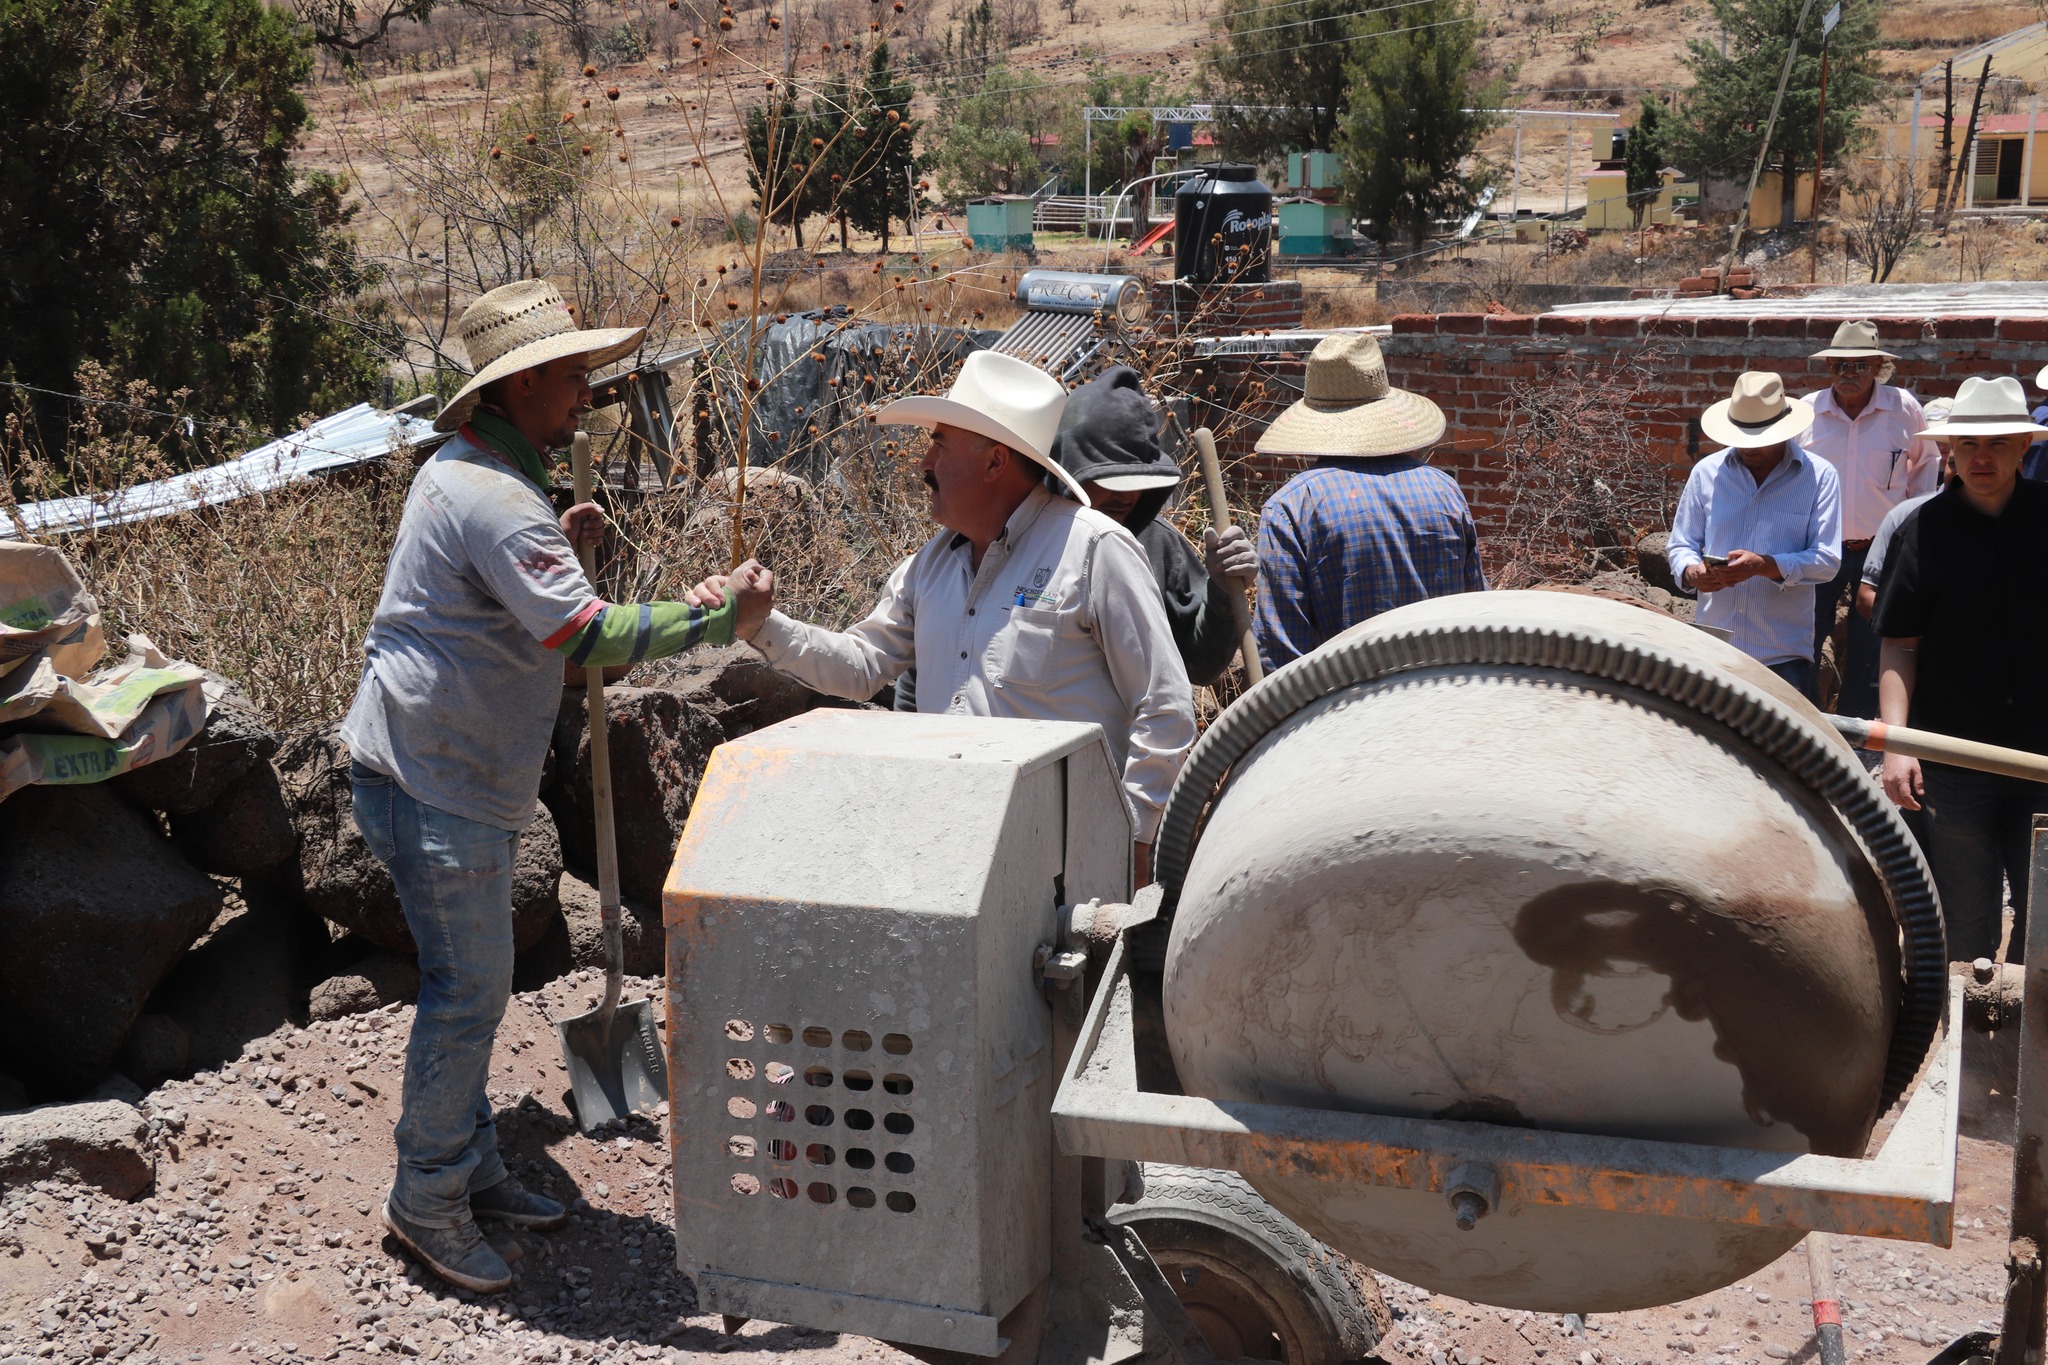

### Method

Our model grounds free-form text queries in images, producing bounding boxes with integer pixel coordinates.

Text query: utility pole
[1809,2,1840,284]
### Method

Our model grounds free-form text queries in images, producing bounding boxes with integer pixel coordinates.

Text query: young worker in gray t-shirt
[341,281,749,1294]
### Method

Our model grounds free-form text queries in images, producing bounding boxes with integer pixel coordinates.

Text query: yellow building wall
[1585,170,1696,231]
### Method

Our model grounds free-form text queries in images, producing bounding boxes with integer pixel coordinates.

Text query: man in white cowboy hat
[1801,320,1942,717]
[695,350,1195,882]
[1666,371,1842,698]
[1248,333,1485,672]
[340,280,744,1293]
[1872,374,2048,963]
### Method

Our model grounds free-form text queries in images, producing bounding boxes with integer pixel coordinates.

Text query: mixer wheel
[1110,1166,1389,1365]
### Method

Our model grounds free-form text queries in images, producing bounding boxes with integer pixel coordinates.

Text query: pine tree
[841,43,918,255]
[1337,0,1500,249]
[1671,0,1880,228]
[1201,0,1357,160]
[0,0,386,455]
[745,83,830,251]
[1625,96,1673,231]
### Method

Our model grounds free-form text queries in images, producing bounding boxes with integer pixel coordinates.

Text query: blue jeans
[1767,657,1816,701]
[1921,764,2048,964]
[1812,544,1878,717]
[351,761,518,1227]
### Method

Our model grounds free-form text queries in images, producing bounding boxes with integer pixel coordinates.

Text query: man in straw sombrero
[1667,371,1840,698]
[1247,333,1485,671]
[1801,320,1942,717]
[694,350,1196,883]
[1872,374,2048,963]
[341,281,744,1292]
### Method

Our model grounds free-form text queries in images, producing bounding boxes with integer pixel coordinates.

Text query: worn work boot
[381,1194,513,1293]
[469,1176,568,1231]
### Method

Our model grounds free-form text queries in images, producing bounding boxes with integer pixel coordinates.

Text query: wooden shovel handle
[1192,427,1264,687]
[571,433,624,1024]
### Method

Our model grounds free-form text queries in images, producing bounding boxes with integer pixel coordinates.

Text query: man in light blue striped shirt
[1667,372,1843,698]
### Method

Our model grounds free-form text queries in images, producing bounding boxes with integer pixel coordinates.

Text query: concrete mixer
[661,590,2022,1365]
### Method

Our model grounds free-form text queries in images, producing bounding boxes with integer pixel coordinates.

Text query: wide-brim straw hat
[1701,371,1815,449]
[1254,333,1447,458]
[1811,319,1898,360]
[434,280,644,433]
[1915,374,2048,441]
[875,351,1089,503]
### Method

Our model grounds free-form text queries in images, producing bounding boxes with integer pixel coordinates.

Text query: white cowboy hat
[1915,375,2048,441]
[874,351,1088,503]
[1254,333,1446,458]
[2034,362,2048,392]
[1700,371,1815,449]
[1810,319,1898,360]
[434,280,645,434]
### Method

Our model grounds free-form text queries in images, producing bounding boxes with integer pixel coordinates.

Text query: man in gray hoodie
[1051,367,1257,687]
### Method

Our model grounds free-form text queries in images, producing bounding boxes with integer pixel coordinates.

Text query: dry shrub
[1487,346,1680,588]
[4,384,413,737]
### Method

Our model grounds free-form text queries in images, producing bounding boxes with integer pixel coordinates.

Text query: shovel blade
[556,997,667,1131]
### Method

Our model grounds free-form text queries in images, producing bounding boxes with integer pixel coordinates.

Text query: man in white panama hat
[1801,320,1942,717]
[1666,371,1842,698]
[1248,333,1486,672]
[1872,374,2048,963]
[340,280,743,1293]
[695,350,1196,883]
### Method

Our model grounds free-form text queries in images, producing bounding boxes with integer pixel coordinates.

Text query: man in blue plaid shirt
[1251,334,1487,671]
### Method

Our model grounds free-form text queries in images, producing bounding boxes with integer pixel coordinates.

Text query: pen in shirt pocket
[1886,448,1902,488]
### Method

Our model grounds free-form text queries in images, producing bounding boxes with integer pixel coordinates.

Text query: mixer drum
[1163,594,1904,1312]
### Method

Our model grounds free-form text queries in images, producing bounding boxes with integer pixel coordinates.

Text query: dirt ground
[0,981,2024,1365]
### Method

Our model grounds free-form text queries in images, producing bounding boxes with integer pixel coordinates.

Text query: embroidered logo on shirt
[1013,566,1057,608]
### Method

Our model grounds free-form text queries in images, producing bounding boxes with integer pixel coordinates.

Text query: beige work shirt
[1801,384,1942,543]
[751,485,1196,840]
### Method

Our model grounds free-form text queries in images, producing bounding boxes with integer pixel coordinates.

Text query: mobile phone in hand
[1703,553,1730,568]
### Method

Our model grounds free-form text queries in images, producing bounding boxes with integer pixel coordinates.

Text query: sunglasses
[1828,359,1877,375]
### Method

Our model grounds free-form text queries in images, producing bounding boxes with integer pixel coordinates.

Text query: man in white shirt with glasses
[1801,320,1942,717]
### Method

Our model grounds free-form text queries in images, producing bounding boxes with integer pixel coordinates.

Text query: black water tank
[1174,164,1275,284]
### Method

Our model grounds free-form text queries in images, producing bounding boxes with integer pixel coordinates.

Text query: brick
[1437,313,1487,334]
[1933,316,1998,340]
[1746,318,1807,338]
[1485,314,1535,336]
[1872,316,1930,343]
[1535,315,1590,336]
[1590,317,1641,338]
[1390,313,1436,334]
[1691,317,1749,339]
[1644,318,1697,339]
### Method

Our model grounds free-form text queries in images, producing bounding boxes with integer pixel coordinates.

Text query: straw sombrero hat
[1700,372,1815,449]
[1254,334,1446,458]
[1914,375,2048,441]
[434,280,645,433]
[874,351,1089,503]
[1810,319,1898,360]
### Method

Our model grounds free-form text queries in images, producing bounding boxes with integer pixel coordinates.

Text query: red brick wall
[1209,311,2048,534]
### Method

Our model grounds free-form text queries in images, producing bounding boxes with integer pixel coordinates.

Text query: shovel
[1191,427,1264,687]
[555,431,669,1131]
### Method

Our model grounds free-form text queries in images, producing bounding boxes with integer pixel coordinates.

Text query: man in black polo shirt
[1873,375,2048,963]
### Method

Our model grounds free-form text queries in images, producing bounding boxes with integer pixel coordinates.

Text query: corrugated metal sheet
[1547,281,2048,321]
[7,403,444,538]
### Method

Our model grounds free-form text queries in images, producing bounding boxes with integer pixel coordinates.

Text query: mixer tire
[1110,1165,1389,1365]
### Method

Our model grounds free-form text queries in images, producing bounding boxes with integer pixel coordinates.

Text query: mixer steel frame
[1053,896,1963,1262]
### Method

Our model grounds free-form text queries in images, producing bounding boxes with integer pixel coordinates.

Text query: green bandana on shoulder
[467,410,552,488]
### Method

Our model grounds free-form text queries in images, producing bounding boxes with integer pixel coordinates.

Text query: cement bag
[0,540,104,680]
[0,635,207,802]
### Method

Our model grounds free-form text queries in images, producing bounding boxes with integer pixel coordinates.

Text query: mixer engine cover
[1163,600,1902,1312]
